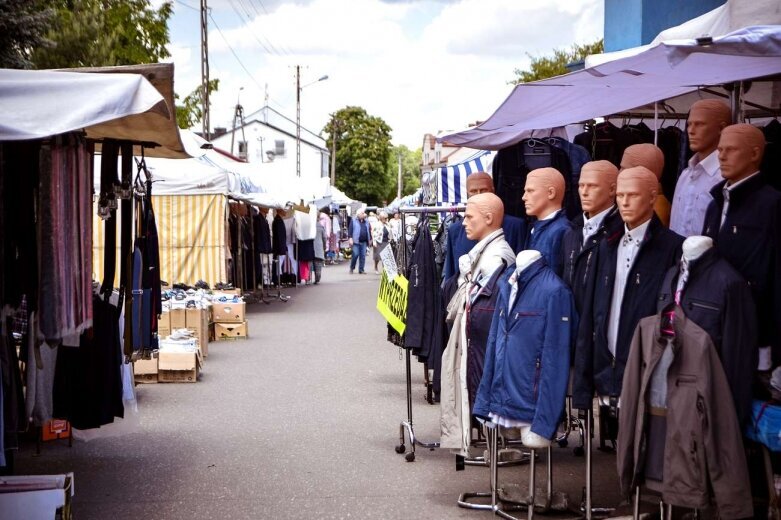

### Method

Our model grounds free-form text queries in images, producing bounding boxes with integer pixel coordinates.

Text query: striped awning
[93,193,228,287]
[437,150,494,204]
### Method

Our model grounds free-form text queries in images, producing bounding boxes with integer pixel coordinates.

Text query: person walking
[348,210,371,274]
[313,218,326,284]
[371,212,391,273]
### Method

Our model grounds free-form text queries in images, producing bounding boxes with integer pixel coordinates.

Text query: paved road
[17,263,623,519]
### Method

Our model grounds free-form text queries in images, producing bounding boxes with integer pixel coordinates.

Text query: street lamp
[296,67,329,178]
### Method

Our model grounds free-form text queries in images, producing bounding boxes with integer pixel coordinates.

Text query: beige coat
[617,309,752,519]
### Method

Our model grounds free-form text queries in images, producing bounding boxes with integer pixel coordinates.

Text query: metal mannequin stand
[580,407,614,519]
[631,487,699,520]
[458,425,556,520]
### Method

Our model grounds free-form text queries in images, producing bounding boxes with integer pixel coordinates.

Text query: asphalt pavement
[16,261,624,519]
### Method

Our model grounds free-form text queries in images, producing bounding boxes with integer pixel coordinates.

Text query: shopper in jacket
[442,172,527,280]
[472,253,576,441]
[618,311,753,519]
[702,123,781,369]
[524,167,573,277]
[573,167,683,411]
[348,210,371,274]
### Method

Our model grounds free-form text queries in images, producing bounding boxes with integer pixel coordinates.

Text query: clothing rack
[394,204,465,461]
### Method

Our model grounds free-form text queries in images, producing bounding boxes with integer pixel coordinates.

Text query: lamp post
[295,67,329,178]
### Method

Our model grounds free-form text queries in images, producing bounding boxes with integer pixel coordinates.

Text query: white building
[210,105,330,186]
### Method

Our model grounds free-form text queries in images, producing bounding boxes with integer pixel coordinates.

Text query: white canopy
[442,26,781,149]
[0,68,186,153]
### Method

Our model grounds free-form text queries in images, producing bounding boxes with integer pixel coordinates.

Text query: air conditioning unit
[274,140,285,156]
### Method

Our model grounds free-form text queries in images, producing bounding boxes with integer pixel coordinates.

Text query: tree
[511,39,603,84]
[0,0,53,68]
[324,107,394,206]
[176,79,220,129]
[385,145,421,202]
[30,0,173,69]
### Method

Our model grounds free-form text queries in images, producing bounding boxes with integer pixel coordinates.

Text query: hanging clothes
[404,221,443,363]
[617,310,752,519]
[271,214,287,256]
[53,295,124,430]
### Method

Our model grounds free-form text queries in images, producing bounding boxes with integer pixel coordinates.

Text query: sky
[162,0,604,149]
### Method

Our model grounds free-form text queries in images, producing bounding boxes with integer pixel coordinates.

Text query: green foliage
[324,107,394,206]
[0,0,53,68]
[511,39,604,84]
[30,0,173,69]
[385,145,421,202]
[176,79,220,129]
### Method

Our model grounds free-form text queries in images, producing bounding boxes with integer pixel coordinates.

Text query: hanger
[524,138,550,156]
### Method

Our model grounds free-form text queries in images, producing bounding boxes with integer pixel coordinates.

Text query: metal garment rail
[394,204,465,462]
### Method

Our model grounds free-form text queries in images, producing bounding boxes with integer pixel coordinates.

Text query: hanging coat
[618,311,752,519]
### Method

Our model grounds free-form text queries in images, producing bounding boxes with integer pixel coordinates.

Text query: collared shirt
[669,150,721,237]
[458,228,505,285]
[582,206,614,246]
[721,171,761,228]
[607,219,651,356]
[529,209,560,236]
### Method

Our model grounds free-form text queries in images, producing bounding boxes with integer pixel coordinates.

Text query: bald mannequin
[670,99,732,237]
[718,123,765,185]
[524,167,573,276]
[464,193,504,241]
[580,160,618,218]
[442,172,527,280]
[703,123,781,370]
[523,167,566,219]
[616,166,658,230]
[621,144,670,226]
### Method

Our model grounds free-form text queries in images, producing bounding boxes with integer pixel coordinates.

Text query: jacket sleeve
[616,317,645,498]
[472,281,504,421]
[530,284,574,439]
[703,344,754,519]
[443,221,459,280]
[721,279,757,428]
[572,246,600,410]
[404,236,425,349]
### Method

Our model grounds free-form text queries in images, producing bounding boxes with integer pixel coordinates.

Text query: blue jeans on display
[350,242,367,272]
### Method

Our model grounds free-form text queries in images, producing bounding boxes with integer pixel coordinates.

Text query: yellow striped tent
[93,194,229,287]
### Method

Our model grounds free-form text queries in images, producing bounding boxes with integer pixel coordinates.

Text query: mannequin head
[523,167,565,218]
[515,250,542,273]
[718,123,765,184]
[466,172,494,197]
[616,166,658,230]
[464,192,504,240]
[687,99,731,158]
[620,144,664,180]
[682,236,714,262]
[579,160,618,217]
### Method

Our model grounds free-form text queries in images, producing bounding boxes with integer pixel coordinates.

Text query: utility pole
[397,151,403,199]
[230,87,246,157]
[200,0,210,140]
[295,65,301,178]
[330,117,338,185]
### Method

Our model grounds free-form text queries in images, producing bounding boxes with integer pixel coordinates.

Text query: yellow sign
[376,271,408,334]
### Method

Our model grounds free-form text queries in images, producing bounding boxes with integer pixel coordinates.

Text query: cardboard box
[214,321,248,340]
[158,311,171,338]
[133,357,158,383]
[169,308,187,329]
[212,302,246,323]
[185,308,210,357]
[158,351,199,383]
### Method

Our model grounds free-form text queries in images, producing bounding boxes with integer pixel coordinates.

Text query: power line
[208,12,266,93]
[228,0,287,57]
[174,0,198,12]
